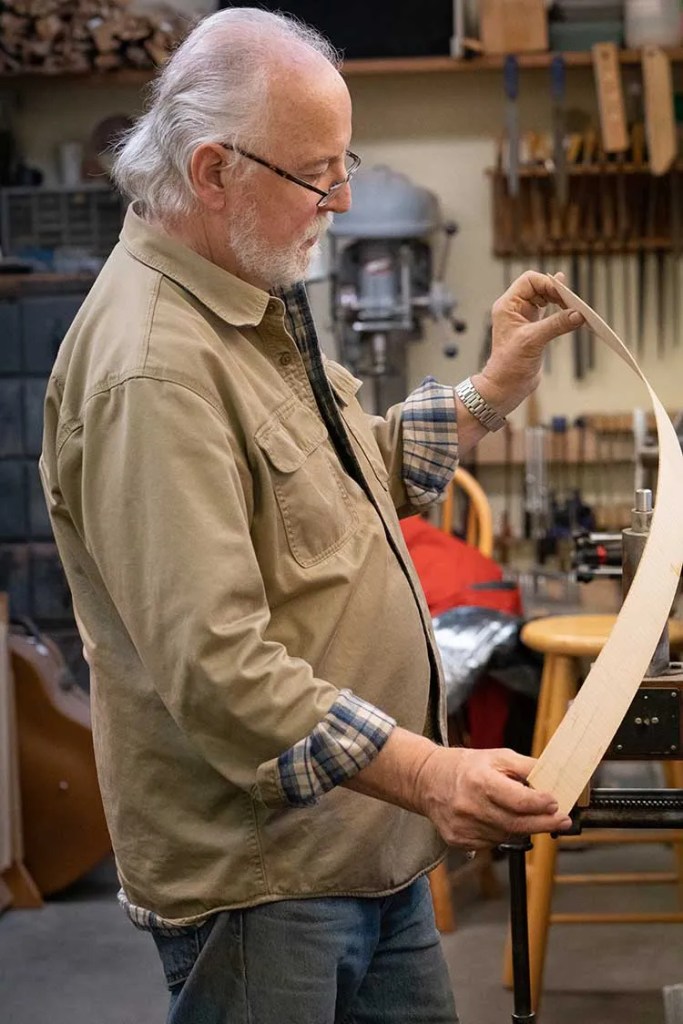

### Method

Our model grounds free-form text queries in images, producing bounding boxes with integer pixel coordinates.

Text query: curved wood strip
[527,277,683,813]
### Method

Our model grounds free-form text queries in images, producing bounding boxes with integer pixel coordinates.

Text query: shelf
[488,162,683,177]
[341,48,683,75]
[3,47,683,85]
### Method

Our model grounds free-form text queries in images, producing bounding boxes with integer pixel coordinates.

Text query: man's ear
[189,143,233,211]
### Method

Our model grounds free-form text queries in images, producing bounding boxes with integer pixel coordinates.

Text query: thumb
[528,308,584,348]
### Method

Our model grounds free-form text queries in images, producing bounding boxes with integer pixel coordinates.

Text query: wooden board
[642,46,676,175]
[528,279,683,813]
[0,593,42,909]
[593,42,629,154]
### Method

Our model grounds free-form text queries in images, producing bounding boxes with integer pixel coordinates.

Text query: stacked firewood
[0,0,192,73]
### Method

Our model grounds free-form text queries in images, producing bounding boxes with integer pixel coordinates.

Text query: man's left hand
[474,270,584,416]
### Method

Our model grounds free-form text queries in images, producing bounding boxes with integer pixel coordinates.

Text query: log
[35,15,63,41]
[0,0,193,73]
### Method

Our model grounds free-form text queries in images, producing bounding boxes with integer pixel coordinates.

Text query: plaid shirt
[120,283,458,933]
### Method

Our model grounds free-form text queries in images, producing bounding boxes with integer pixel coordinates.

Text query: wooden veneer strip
[527,277,683,813]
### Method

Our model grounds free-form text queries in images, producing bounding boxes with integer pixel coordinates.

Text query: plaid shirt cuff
[402,375,459,507]
[276,690,396,807]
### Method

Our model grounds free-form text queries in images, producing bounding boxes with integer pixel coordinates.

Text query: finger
[487,772,559,816]
[523,307,583,348]
[511,812,573,837]
[505,269,567,308]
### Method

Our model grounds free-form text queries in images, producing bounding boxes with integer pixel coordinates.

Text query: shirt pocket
[255,398,359,568]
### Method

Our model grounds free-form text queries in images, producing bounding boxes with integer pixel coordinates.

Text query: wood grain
[527,278,683,813]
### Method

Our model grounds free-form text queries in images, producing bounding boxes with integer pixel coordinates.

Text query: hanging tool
[642,46,676,177]
[592,42,629,339]
[617,146,631,344]
[504,54,521,278]
[655,175,666,356]
[599,142,615,325]
[642,46,676,358]
[672,150,681,348]
[581,125,598,370]
[582,129,598,369]
[550,54,568,212]
[632,119,648,356]
[496,134,513,289]
[565,133,585,379]
[593,42,629,154]
[529,132,549,274]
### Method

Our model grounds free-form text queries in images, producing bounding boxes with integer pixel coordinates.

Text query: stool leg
[502,654,576,993]
[663,760,683,908]
[428,861,455,933]
[527,829,559,1015]
[530,655,556,759]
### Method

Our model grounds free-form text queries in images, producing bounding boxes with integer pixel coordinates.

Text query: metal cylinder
[622,488,670,674]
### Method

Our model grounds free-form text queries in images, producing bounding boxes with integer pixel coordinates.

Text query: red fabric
[399,515,521,616]
[466,681,511,750]
[400,515,523,747]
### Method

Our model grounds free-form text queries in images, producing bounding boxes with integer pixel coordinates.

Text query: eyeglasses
[220,144,361,208]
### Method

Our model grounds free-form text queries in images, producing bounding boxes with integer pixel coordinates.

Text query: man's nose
[324,182,352,215]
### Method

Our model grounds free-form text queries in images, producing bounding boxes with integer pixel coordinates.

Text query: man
[40,8,583,1023]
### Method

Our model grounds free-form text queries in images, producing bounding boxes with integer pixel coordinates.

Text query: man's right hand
[345,727,572,848]
[414,745,572,849]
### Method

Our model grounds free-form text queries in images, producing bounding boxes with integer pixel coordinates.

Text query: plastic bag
[432,606,542,714]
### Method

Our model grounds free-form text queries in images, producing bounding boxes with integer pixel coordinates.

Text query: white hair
[111,8,341,221]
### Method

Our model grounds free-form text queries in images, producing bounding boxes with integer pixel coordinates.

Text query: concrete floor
[1,836,681,1024]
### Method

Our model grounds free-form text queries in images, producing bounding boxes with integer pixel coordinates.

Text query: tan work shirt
[40,207,449,924]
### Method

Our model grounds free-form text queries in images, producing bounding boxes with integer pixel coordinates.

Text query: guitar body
[10,623,111,895]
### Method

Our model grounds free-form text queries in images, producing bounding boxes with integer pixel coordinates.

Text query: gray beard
[229,198,329,290]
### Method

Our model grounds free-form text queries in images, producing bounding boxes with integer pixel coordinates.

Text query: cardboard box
[480,0,549,54]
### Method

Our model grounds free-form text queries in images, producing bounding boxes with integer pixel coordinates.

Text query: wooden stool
[503,613,683,1012]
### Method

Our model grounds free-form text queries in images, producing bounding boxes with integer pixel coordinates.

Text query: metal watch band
[454,377,507,433]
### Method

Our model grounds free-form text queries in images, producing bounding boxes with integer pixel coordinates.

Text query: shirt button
[278,352,292,367]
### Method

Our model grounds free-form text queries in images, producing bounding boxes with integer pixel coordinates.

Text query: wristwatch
[454,377,507,433]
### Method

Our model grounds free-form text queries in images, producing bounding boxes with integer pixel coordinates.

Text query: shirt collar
[119,204,271,328]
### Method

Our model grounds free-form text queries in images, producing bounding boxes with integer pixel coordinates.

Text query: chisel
[672,159,681,347]
[632,120,647,355]
[655,176,666,356]
[504,54,521,270]
[642,45,676,356]
[593,42,629,340]
[583,128,598,369]
[551,54,568,211]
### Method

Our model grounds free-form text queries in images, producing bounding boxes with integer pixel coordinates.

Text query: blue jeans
[150,876,459,1024]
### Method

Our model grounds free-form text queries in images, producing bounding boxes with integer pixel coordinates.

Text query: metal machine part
[523,426,549,543]
[622,488,671,674]
[329,165,465,413]
[572,530,623,581]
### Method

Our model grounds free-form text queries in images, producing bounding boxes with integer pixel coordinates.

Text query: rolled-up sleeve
[61,375,391,808]
[258,690,396,808]
[401,375,459,507]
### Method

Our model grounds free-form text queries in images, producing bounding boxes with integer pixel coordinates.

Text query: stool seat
[522,614,683,658]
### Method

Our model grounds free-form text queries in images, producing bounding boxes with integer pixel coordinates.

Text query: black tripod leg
[500,838,536,1023]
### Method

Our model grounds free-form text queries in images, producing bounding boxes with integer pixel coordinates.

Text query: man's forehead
[265,59,351,157]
